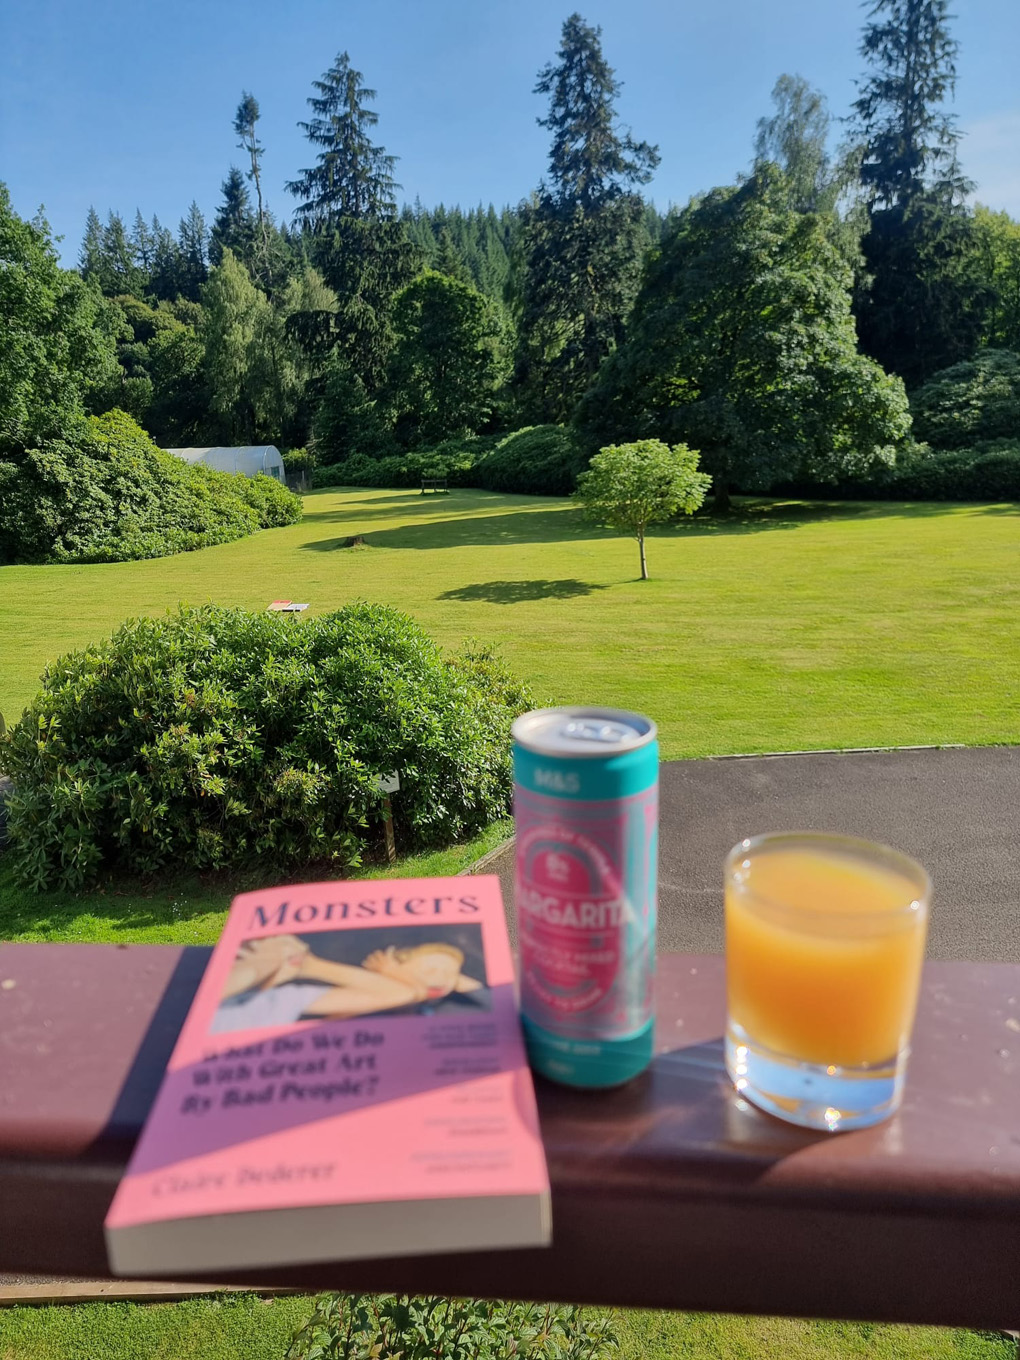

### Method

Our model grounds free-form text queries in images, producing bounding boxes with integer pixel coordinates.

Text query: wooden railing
[1,943,1017,1328]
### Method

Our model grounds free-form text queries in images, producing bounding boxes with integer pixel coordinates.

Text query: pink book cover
[104,875,550,1273]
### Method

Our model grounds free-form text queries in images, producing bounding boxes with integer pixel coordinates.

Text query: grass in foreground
[2,489,1018,758]
[0,820,511,943]
[0,1298,1012,1360]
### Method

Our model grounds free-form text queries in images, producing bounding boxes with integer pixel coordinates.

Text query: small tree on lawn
[574,439,710,580]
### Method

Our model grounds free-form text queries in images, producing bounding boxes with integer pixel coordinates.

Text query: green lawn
[2,488,1018,755]
[0,1298,1012,1360]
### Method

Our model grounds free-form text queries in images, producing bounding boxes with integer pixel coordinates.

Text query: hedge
[311,426,583,497]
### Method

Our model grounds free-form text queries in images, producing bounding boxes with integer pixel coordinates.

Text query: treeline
[4,1,1020,514]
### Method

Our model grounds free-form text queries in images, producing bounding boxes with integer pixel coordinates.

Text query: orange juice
[726,843,928,1068]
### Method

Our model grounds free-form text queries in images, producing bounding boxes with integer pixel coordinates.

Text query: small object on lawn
[420,477,449,495]
[336,535,367,549]
[267,601,309,613]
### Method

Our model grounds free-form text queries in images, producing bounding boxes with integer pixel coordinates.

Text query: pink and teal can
[512,707,659,1088]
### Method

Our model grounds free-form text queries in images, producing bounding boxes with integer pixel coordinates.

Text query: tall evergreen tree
[850,0,990,385]
[517,13,659,422]
[210,167,256,266]
[148,216,184,301]
[286,53,398,227]
[177,201,209,302]
[131,209,155,276]
[79,206,105,281]
[287,53,416,392]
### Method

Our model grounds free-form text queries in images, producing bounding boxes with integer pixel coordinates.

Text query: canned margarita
[512,707,658,1088]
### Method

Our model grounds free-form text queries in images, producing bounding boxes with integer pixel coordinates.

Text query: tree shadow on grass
[438,579,609,604]
[297,498,1018,552]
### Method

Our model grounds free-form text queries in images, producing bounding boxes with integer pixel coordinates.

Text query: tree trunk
[713,476,731,513]
[638,532,648,580]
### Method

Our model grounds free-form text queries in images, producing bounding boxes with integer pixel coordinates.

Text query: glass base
[725,1020,906,1131]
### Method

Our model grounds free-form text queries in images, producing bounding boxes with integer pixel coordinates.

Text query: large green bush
[0,409,301,564]
[311,426,583,496]
[0,604,533,892]
[910,349,1020,450]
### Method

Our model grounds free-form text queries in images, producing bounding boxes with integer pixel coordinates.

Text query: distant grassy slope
[1,489,1017,758]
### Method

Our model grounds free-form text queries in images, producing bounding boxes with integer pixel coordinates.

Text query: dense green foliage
[0,603,532,891]
[287,1294,618,1360]
[574,440,710,578]
[313,425,582,496]
[910,349,1020,449]
[0,409,300,565]
[5,1,1018,511]
[388,270,507,445]
[1,187,117,450]
[577,169,911,505]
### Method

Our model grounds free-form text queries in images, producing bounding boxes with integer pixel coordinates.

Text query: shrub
[910,349,1020,450]
[474,425,585,496]
[0,603,533,892]
[282,447,315,474]
[286,1293,619,1360]
[0,409,302,564]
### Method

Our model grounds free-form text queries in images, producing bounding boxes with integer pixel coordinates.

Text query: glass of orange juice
[725,832,931,1132]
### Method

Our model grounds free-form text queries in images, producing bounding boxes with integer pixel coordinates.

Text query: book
[104,875,551,1276]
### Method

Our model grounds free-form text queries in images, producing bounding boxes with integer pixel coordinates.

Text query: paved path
[485,746,1020,963]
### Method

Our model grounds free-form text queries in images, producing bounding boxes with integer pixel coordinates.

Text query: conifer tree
[287,53,416,393]
[517,13,659,422]
[210,167,256,266]
[850,0,990,384]
[177,201,209,302]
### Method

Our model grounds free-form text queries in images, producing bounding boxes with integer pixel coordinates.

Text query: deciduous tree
[576,168,911,508]
[574,439,710,579]
[387,270,506,446]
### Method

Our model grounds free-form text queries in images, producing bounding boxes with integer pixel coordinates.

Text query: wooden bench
[420,477,449,495]
[1,942,1017,1328]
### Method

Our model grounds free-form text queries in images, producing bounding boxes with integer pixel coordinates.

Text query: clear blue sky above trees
[1,0,1018,262]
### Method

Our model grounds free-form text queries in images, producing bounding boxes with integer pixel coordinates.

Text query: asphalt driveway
[487,746,1020,962]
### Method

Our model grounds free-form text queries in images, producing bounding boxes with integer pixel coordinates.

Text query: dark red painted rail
[1,944,1018,1328]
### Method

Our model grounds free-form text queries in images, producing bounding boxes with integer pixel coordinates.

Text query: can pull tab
[562,718,631,745]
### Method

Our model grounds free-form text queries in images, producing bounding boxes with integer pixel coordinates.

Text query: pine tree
[287,53,416,392]
[148,217,184,301]
[131,210,155,277]
[210,167,255,266]
[177,201,209,302]
[517,13,659,422]
[286,52,398,227]
[79,207,104,280]
[850,0,990,384]
[852,0,967,209]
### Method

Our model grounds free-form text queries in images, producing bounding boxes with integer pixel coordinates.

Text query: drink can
[512,707,658,1088]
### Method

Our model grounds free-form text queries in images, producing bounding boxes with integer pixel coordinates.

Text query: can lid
[512,707,657,757]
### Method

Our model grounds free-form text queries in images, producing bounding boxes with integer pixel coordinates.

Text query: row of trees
[5,2,1020,504]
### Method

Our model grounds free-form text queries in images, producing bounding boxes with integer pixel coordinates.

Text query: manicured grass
[613,1311,1017,1359]
[0,819,511,943]
[2,488,1018,757]
[0,1298,1011,1360]
[0,1292,315,1360]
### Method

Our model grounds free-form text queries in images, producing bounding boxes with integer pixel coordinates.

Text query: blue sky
[2,0,1018,264]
